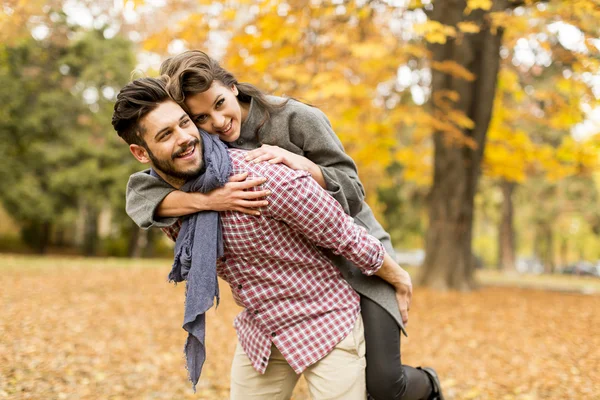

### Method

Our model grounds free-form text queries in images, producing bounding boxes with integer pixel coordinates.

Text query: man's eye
[182,119,191,126]
[160,131,171,140]
[216,99,225,108]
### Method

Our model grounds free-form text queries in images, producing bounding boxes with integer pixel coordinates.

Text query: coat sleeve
[126,170,179,229]
[287,104,365,216]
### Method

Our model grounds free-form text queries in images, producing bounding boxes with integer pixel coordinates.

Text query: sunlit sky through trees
[46,0,600,141]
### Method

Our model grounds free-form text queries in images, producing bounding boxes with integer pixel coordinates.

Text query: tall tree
[0,9,136,254]
[135,0,599,285]
[420,0,599,288]
[420,0,512,289]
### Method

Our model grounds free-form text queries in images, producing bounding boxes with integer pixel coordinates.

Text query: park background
[1,0,599,399]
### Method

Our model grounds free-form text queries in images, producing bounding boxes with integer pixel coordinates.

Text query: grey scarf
[164,130,231,391]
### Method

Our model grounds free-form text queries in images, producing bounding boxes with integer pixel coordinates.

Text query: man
[112,77,417,399]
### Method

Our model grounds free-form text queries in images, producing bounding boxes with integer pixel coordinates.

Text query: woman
[126,50,443,400]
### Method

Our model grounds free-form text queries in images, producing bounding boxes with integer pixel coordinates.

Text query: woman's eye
[194,115,207,124]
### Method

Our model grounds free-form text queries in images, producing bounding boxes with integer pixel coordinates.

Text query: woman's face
[184,81,248,142]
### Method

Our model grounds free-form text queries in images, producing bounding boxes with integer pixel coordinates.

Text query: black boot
[417,367,445,400]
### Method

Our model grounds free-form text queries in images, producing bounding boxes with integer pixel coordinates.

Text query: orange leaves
[132,0,600,195]
[4,258,600,399]
[0,0,48,44]
[413,21,456,44]
[447,109,475,130]
[395,146,433,187]
[457,21,481,34]
[350,42,391,59]
[465,0,493,13]
[431,60,476,81]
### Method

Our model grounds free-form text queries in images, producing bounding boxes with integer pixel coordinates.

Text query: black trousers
[361,296,433,400]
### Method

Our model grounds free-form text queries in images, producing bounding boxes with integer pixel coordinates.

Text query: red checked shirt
[162,149,385,374]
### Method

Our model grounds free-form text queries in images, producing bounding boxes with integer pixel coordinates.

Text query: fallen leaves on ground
[0,255,598,399]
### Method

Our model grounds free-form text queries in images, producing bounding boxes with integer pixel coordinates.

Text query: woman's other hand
[244,145,327,188]
[245,144,313,171]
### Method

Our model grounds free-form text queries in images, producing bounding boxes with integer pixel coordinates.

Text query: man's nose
[175,127,194,145]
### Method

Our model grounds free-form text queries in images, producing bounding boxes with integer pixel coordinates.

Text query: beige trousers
[229,315,367,400]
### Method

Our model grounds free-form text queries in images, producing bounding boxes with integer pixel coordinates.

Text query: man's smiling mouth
[174,143,196,159]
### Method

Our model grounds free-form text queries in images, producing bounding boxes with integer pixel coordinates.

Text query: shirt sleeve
[262,163,384,275]
[126,170,179,229]
[161,219,182,242]
[287,104,365,217]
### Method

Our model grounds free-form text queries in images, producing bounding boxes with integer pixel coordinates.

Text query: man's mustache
[172,138,200,160]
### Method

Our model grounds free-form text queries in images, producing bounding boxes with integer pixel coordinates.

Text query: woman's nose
[212,114,226,128]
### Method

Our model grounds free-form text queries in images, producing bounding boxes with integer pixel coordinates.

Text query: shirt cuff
[362,242,386,276]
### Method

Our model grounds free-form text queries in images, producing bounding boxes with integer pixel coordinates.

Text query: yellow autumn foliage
[132,0,600,200]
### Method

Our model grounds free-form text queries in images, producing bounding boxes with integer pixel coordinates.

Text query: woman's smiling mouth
[218,120,233,135]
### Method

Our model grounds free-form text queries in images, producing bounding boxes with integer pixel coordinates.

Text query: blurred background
[1,1,600,398]
[2,0,600,283]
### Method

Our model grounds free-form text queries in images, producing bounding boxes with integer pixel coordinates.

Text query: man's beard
[143,138,204,182]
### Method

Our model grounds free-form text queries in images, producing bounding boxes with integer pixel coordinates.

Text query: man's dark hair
[112,77,171,146]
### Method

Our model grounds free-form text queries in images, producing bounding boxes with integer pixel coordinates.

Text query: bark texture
[420,0,508,290]
[498,180,516,271]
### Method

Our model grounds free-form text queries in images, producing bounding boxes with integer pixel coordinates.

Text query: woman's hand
[245,144,313,171]
[244,145,327,188]
[155,172,270,217]
[394,269,413,327]
[206,172,270,216]
[374,253,413,327]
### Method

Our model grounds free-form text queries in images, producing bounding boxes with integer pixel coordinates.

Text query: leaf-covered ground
[1,255,599,399]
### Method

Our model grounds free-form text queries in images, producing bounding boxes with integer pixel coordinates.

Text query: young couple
[114,50,443,400]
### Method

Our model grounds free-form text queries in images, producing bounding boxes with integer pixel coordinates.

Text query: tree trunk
[535,224,554,273]
[543,226,555,274]
[127,220,148,259]
[142,228,157,258]
[82,205,99,256]
[498,180,516,272]
[420,0,507,290]
[21,221,52,254]
[559,237,568,268]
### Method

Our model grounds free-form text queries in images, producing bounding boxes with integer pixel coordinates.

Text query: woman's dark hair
[160,50,287,138]
[112,77,171,146]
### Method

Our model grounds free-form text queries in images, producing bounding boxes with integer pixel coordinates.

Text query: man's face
[130,100,203,187]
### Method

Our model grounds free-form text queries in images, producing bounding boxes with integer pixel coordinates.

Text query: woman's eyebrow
[212,94,223,107]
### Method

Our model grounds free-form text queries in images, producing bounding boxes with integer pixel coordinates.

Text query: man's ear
[129,144,151,164]
[231,84,239,96]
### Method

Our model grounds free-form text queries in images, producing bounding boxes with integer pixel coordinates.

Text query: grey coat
[126,96,404,333]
